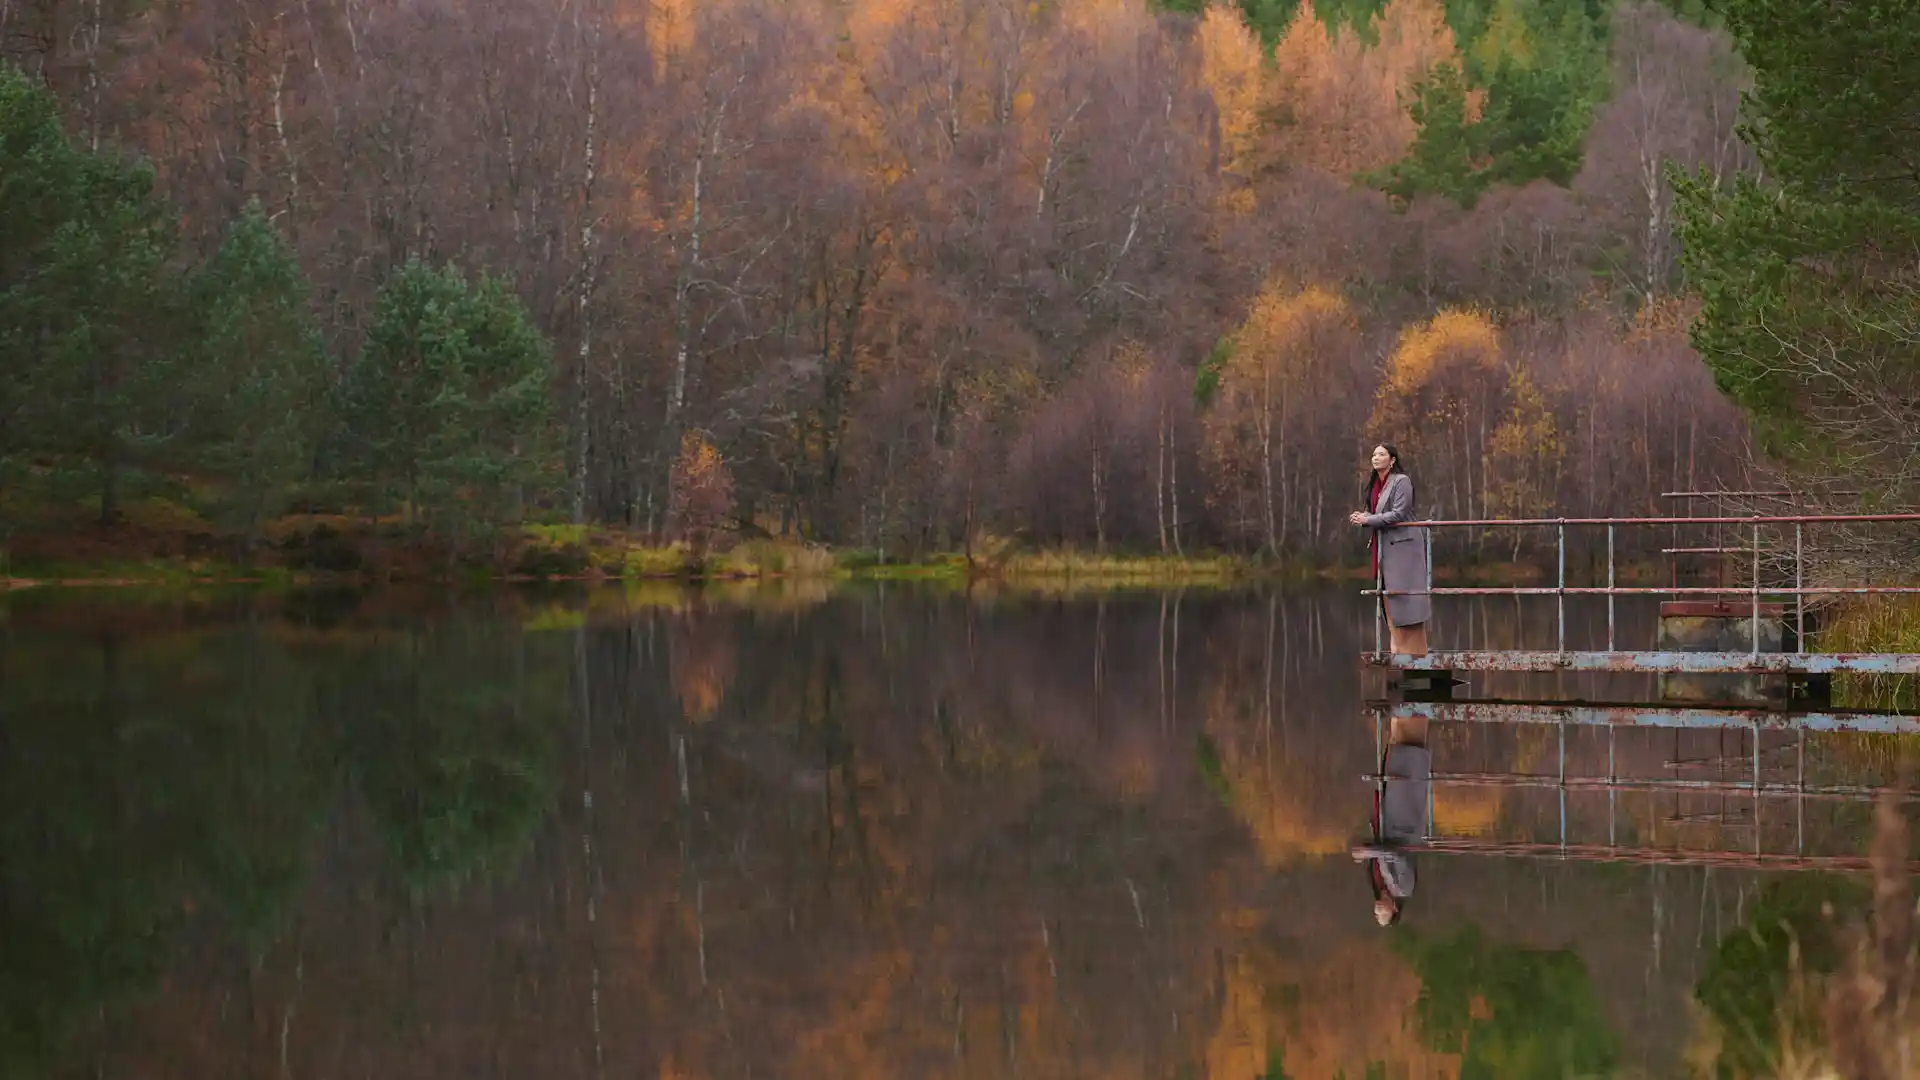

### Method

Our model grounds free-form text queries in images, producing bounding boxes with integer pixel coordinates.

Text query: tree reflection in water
[1,587,1895,1079]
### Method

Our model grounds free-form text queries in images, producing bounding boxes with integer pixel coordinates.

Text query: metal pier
[1354,499,1920,872]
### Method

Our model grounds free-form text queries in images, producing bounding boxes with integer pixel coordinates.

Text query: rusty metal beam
[1361,650,1920,675]
[1359,770,1920,802]
[1374,698,1920,732]
[1401,512,1920,528]
[1662,490,1862,500]
[1410,838,1915,873]
[1365,586,1920,596]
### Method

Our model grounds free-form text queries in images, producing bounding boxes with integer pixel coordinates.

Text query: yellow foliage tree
[1488,362,1565,549]
[1269,0,1459,175]
[668,430,735,553]
[1207,278,1358,553]
[1196,2,1267,177]
[1472,0,1535,72]
[1370,308,1507,521]
[646,0,697,70]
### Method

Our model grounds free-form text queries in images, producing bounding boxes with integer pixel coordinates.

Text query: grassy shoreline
[0,514,1671,592]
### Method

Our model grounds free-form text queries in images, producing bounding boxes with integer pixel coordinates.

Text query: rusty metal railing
[1362,510,1920,661]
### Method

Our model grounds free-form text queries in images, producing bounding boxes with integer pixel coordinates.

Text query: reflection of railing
[1363,699,1920,872]
[1361,511,1920,662]
[1412,840,1908,873]
[1390,698,1920,734]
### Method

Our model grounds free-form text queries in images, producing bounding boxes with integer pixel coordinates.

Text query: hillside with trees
[0,0,1789,568]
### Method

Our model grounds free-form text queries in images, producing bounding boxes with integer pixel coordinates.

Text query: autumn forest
[0,0,1797,563]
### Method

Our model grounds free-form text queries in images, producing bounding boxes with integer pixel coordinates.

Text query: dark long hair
[1367,863,1407,926]
[1360,443,1407,510]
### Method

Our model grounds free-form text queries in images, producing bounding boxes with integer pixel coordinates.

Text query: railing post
[1606,524,1616,652]
[1751,522,1761,656]
[1373,563,1383,658]
[1608,726,1617,847]
[1795,523,1805,655]
[1556,522,1567,654]
[1797,727,1806,856]
[1558,717,1567,850]
[1425,526,1433,629]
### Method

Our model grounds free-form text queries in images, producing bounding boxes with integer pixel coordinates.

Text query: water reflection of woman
[1349,443,1430,656]
[1354,714,1431,927]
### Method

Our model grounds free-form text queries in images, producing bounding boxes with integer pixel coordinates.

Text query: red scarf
[1369,473,1386,577]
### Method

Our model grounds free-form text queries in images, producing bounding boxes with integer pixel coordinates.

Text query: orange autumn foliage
[1197,2,1267,177]
[669,431,736,550]
[1379,307,1503,401]
[1370,307,1509,518]
[1207,278,1361,551]
[1270,0,1458,176]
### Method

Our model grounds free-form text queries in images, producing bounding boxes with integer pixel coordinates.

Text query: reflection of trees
[1397,925,1620,1080]
[0,618,567,1079]
[1196,593,1365,862]
[0,631,331,1080]
[1692,875,1868,1080]
[342,626,567,893]
[634,597,1247,1079]
[14,589,1812,1079]
[1208,939,1457,1080]
[669,608,736,723]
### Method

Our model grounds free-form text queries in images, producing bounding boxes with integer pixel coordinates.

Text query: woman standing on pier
[1350,443,1431,656]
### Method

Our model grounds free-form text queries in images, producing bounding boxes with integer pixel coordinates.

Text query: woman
[1348,443,1430,656]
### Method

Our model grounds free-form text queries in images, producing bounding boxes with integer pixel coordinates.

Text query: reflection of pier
[1377,650,1920,675]
[1363,700,1920,872]
[1359,500,1920,872]
[1412,840,1898,873]
[1392,699,1920,736]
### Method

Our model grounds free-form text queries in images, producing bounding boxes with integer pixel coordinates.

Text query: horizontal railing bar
[1365,586,1920,596]
[1397,513,1920,528]
[1362,650,1920,674]
[1662,490,1862,499]
[1662,547,1755,554]
[1408,838,1913,873]
[1373,699,1920,732]
[1359,771,1917,802]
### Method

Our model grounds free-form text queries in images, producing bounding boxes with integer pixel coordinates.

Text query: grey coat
[1355,742,1432,898]
[1365,472,1431,627]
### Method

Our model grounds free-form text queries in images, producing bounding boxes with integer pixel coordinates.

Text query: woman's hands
[1349,510,1369,526]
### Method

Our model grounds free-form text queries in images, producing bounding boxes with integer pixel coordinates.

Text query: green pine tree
[186,201,331,543]
[1377,0,1605,207]
[336,258,555,535]
[0,64,186,524]
[1671,0,1920,480]
[1374,61,1487,205]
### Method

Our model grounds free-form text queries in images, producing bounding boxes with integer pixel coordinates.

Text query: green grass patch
[1820,596,1920,711]
[524,523,591,549]
[996,550,1250,581]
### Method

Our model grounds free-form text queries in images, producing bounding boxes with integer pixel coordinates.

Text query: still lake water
[1,583,1908,1079]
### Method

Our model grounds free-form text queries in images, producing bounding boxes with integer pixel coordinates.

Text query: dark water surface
[1,584,1908,1079]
